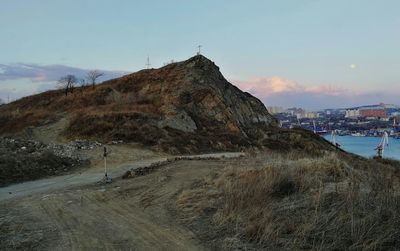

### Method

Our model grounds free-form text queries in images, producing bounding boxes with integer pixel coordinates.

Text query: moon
[350,64,356,69]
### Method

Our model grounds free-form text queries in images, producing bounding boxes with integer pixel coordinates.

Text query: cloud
[232,77,399,110]
[0,63,130,102]
[234,76,348,97]
[0,63,129,83]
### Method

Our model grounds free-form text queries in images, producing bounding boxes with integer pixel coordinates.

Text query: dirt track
[0,144,167,201]
[0,145,244,250]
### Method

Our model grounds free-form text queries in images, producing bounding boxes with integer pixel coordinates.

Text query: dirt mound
[0,138,89,187]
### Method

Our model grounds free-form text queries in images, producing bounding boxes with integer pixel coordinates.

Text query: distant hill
[0,55,334,153]
[345,103,400,110]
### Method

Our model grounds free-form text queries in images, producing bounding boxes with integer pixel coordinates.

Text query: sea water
[323,135,400,160]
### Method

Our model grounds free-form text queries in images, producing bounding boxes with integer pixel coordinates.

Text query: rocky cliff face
[127,55,277,133]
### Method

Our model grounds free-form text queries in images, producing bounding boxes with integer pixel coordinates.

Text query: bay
[323,135,400,160]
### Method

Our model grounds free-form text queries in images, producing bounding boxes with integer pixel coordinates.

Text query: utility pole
[197,45,202,55]
[146,55,151,69]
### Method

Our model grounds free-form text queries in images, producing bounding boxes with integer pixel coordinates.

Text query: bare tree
[86,70,104,88]
[58,75,77,96]
[0,98,4,105]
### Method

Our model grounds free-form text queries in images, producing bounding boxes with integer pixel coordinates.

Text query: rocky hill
[0,55,333,153]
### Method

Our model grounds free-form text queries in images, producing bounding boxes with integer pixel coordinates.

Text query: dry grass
[65,110,163,144]
[0,83,160,134]
[177,153,400,250]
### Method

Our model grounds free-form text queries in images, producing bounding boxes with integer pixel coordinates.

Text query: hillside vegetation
[177,152,400,250]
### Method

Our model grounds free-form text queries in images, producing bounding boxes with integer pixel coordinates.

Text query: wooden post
[103,146,108,177]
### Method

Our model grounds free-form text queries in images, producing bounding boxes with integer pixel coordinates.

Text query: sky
[1,0,399,110]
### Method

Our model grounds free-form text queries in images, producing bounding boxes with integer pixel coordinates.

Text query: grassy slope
[177,151,400,250]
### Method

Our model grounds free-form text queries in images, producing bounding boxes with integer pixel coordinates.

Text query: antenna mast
[146,55,151,69]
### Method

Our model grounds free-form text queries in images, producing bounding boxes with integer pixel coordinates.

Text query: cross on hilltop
[197,45,202,55]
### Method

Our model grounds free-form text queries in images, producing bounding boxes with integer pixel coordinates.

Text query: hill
[0,55,334,153]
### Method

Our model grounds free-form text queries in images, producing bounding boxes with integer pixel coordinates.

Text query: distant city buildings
[271,103,400,135]
[286,107,304,116]
[344,104,398,119]
[345,109,360,118]
[297,111,319,119]
[267,106,320,119]
[359,108,387,119]
[266,106,285,114]
[269,103,399,121]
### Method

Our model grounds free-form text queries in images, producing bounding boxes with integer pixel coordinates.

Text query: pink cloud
[234,76,348,98]
[231,77,398,109]
[303,85,346,96]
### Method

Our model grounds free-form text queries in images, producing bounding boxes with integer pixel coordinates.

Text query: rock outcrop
[128,55,277,133]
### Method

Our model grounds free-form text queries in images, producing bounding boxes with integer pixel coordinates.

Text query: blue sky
[1,0,399,109]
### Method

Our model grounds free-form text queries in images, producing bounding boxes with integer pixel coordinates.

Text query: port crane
[313,120,316,134]
[374,131,389,158]
[330,130,341,148]
[312,120,328,134]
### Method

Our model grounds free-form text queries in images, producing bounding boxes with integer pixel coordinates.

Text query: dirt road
[0,145,244,250]
[0,149,243,202]
[0,144,168,202]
